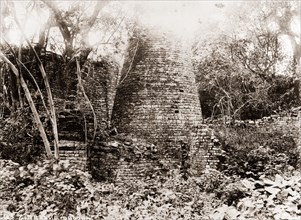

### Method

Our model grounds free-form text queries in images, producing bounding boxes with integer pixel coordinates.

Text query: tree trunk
[0,53,53,158]
[12,1,59,159]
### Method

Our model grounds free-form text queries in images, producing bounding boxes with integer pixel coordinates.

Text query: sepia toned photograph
[0,0,300,219]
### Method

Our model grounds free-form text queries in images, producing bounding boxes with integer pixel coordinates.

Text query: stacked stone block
[78,61,119,130]
[112,28,203,146]
[110,27,220,175]
[89,138,183,182]
[54,140,87,170]
[51,26,221,176]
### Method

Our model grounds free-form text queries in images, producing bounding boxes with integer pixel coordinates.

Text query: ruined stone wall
[209,109,301,145]
[53,140,87,170]
[55,108,301,174]
[206,108,301,159]
[89,137,183,182]
[257,111,301,146]
[47,58,120,172]
[49,27,220,177]
[79,61,119,130]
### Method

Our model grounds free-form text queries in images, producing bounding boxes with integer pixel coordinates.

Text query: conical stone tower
[111,27,217,174]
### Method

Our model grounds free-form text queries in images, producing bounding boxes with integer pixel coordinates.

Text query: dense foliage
[1,157,301,219]
[1,102,301,219]
[0,1,300,219]
[0,108,45,165]
[194,34,298,120]
[0,159,219,219]
[215,125,299,179]
[211,172,301,219]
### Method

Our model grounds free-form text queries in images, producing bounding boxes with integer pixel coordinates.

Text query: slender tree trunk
[17,47,24,109]
[0,53,53,158]
[17,59,50,117]
[12,9,60,159]
[37,63,59,159]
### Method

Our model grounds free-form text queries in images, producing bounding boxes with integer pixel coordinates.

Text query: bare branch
[76,57,97,142]
[40,0,72,45]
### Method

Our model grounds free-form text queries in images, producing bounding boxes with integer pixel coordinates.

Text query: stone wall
[49,58,119,132]
[1,34,220,179]
[53,140,87,170]
[257,111,301,146]
[206,108,301,146]
[49,26,221,178]
[79,61,119,130]
[89,137,184,182]
[191,124,220,173]
[56,108,301,176]
[51,110,90,171]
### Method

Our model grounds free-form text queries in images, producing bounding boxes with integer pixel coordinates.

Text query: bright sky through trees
[1,1,299,60]
[1,1,236,46]
[132,1,231,38]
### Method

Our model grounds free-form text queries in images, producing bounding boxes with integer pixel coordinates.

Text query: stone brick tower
[111,27,217,173]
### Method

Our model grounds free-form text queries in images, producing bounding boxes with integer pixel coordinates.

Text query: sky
[1,0,299,66]
[130,1,231,37]
[1,1,235,45]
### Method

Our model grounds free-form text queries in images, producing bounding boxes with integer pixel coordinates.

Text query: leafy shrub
[216,181,248,206]
[193,169,249,207]
[0,159,107,218]
[211,172,301,220]
[1,157,300,219]
[0,108,45,165]
[193,169,231,193]
[194,36,298,120]
[216,126,299,179]
[0,159,222,219]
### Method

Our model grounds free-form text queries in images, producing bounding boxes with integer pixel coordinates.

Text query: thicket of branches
[0,0,130,160]
[192,1,300,120]
[194,32,298,120]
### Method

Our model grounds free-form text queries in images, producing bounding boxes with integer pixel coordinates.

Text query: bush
[0,108,45,165]
[1,157,299,219]
[0,159,222,219]
[193,169,231,193]
[193,169,248,207]
[0,159,106,218]
[211,172,301,220]
[216,126,300,179]
[194,35,298,120]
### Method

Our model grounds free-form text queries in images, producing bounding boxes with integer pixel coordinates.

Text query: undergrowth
[1,158,301,219]
[0,159,221,219]
[0,108,45,165]
[216,125,300,179]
